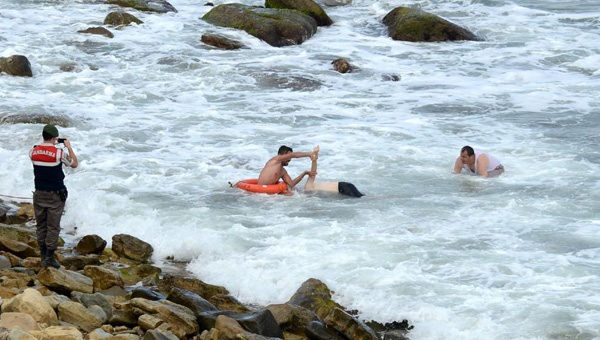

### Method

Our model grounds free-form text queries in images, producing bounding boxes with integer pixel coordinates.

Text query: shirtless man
[453,145,505,177]
[304,146,364,197]
[257,145,316,189]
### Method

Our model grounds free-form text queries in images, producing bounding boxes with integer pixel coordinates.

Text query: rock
[1,288,58,326]
[0,312,40,332]
[57,301,104,332]
[287,278,344,320]
[71,291,114,320]
[112,234,154,262]
[198,309,283,338]
[305,320,346,340]
[104,11,144,26]
[0,236,37,258]
[200,34,245,50]
[131,287,167,301]
[62,254,101,271]
[265,0,333,26]
[77,27,114,38]
[9,327,38,340]
[382,74,401,82]
[118,263,162,286]
[202,3,317,47]
[0,268,36,290]
[266,303,320,337]
[30,325,83,340]
[382,7,480,42]
[323,308,378,340]
[110,308,139,327]
[83,265,124,291]
[75,234,107,254]
[87,328,113,339]
[166,287,218,318]
[0,113,71,129]
[214,315,246,338]
[138,313,165,330]
[105,0,178,13]
[0,250,22,267]
[130,297,199,338]
[331,58,355,74]
[0,255,11,269]
[0,55,32,77]
[37,267,94,294]
[157,273,228,303]
[143,329,180,340]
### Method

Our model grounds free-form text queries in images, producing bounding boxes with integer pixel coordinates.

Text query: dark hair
[461,145,474,156]
[42,131,55,141]
[278,145,293,155]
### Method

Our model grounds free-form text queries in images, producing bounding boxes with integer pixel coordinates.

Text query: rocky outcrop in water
[0,55,33,77]
[104,11,144,26]
[105,0,177,13]
[202,4,318,47]
[383,7,480,42]
[265,0,333,27]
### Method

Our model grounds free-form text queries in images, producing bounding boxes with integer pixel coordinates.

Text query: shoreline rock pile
[0,200,412,340]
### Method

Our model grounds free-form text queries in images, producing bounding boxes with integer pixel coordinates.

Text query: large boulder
[265,0,333,26]
[0,55,32,77]
[382,7,480,42]
[112,234,154,262]
[1,288,59,326]
[202,3,317,47]
[287,278,344,320]
[105,0,177,13]
[104,11,144,26]
[37,267,94,294]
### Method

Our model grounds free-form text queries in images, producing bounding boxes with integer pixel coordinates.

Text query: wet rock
[382,7,480,42]
[130,297,199,338]
[331,58,355,74]
[77,27,114,38]
[324,307,378,340]
[75,234,107,254]
[105,0,177,13]
[131,286,167,301]
[104,11,143,26]
[287,278,344,320]
[267,303,320,337]
[112,234,154,262]
[265,0,333,26]
[305,320,346,340]
[201,34,245,50]
[71,291,114,320]
[202,4,317,47]
[0,55,32,77]
[166,287,218,317]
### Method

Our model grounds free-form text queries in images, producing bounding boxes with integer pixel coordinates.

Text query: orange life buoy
[236,179,288,194]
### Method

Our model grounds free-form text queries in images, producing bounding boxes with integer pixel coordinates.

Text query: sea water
[1,0,599,339]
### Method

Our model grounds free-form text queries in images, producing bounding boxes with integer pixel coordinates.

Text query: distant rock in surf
[383,7,480,42]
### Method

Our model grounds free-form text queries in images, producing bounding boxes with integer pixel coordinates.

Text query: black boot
[39,245,47,263]
[42,249,61,269]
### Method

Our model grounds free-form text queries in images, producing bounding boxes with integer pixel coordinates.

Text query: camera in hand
[58,138,66,143]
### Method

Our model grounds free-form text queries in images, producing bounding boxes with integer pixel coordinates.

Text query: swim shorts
[338,182,364,197]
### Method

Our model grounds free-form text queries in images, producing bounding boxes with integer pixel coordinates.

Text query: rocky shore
[0,199,411,340]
